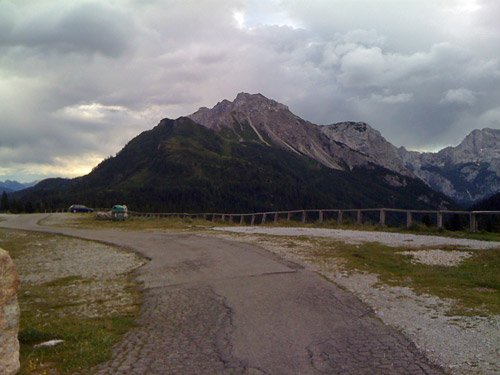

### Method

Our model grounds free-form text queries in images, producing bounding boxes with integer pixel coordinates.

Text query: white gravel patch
[215,226,500,249]
[399,249,473,266]
[18,237,143,284]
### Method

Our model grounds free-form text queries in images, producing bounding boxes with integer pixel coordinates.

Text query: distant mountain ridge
[0,180,38,193]
[319,120,500,204]
[397,130,500,205]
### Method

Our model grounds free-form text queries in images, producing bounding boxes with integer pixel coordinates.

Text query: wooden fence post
[357,211,362,225]
[406,211,412,229]
[212,214,216,223]
[437,212,443,229]
[261,213,267,224]
[318,210,323,224]
[302,211,307,223]
[274,212,279,223]
[379,209,386,226]
[337,211,343,225]
[470,213,477,233]
[287,212,292,222]
[251,215,256,225]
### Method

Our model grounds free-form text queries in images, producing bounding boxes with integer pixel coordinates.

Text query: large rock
[0,248,20,375]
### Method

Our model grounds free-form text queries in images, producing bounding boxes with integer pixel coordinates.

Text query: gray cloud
[1,0,500,181]
[0,1,132,57]
[441,88,477,105]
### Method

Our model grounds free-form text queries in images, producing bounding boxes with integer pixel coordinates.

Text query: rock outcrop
[0,248,20,375]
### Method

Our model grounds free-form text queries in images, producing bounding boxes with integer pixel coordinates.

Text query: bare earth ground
[211,227,500,375]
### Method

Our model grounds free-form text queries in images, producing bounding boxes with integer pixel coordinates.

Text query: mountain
[11,93,499,210]
[0,180,38,193]
[317,121,500,205]
[398,129,500,204]
[190,94,500,205]
[14,113,453,213]
[189,93,372,171]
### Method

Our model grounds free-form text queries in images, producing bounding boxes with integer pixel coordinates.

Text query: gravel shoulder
[214,226,500,249]
[212,226,500,375]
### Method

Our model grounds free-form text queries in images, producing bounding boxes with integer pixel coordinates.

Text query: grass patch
[39,213,234,232]
[0,228,142,375]
[313,240,500,316]
[42,276,83,287]
[18,313,139,374]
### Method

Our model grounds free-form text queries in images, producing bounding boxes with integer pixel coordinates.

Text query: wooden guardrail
[123,208,500,233]
[40,207,500,233]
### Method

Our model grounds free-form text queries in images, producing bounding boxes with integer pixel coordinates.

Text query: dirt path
[0,214,445,374]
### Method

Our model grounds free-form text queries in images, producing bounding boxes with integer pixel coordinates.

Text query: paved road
[0,214,445,374]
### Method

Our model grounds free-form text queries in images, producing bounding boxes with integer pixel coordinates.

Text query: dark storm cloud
[1,0,500,180]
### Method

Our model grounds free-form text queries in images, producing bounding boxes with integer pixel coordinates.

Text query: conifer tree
[0,191,8,211]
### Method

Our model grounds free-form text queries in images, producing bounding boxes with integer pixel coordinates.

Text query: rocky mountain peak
[189,93,500,205]
[189,92,292,131]
[188,93,372,171]
[456,128,500,158]
[436,127,500,165]
[329,121,372,133]
[389,127,500,204]
[232,92,290,112]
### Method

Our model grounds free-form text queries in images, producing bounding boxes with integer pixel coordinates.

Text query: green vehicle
[111,205,128,221]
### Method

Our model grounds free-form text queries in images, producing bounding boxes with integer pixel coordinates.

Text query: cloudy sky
[1,0,500,182]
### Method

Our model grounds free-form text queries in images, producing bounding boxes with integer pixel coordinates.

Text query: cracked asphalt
[0,214,445,374]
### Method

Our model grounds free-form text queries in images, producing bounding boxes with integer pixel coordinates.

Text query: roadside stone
[0,248,20,375]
